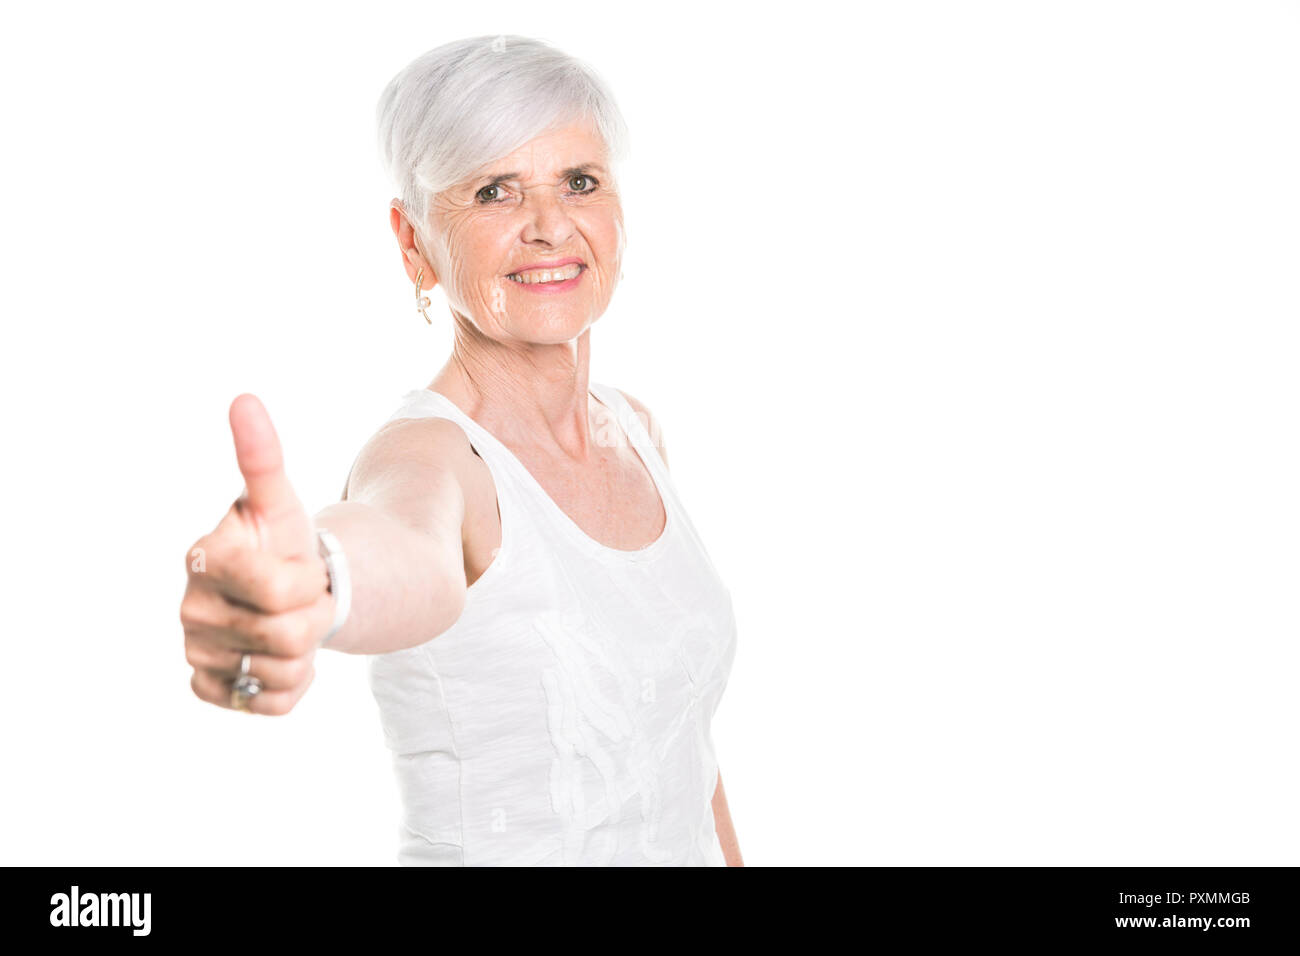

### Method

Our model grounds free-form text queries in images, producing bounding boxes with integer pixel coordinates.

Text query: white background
[1,1,1296,866]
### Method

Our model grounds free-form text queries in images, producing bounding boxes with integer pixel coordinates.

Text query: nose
[519,184,576,247]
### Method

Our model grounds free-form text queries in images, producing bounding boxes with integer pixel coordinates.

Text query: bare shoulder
[613,387,668,470]
[344,415,476,542]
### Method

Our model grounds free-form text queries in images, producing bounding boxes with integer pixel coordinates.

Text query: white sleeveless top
[366,383,738,866]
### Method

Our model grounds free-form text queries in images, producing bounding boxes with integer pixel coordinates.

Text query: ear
[390,201,438,291]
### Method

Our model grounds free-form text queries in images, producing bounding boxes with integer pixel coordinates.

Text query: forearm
[311,500,465,655]
[712,770,744,867]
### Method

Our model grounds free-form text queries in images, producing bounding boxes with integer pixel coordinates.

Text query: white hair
[375,35,630,246]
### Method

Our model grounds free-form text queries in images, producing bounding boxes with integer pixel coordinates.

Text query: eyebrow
[476,163,608,187]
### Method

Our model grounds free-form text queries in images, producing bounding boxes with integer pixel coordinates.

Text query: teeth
[508,263,583,284]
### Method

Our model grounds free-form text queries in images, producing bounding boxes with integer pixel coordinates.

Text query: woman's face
[424,119,625,345]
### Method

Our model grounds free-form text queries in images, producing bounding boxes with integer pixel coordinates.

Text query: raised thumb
[228,393,315,557]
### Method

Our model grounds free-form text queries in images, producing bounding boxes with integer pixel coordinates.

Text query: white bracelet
[315,526,351,647]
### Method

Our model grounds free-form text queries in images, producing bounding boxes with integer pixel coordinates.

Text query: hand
[180,394,333,715]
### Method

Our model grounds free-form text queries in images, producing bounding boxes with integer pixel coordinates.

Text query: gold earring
[414,268,432,324]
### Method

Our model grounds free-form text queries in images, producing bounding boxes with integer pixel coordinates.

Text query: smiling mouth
[507,263,586,284]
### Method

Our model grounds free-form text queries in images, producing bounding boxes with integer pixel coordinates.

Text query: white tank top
[366,383,738,866]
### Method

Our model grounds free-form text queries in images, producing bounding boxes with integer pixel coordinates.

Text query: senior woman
[180,35,741,866]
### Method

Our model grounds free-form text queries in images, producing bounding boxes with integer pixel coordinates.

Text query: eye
[476,183,506,204]
[568,174,599,195]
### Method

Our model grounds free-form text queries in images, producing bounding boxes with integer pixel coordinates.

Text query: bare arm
[311,417,470,655]
[713,770,744,866]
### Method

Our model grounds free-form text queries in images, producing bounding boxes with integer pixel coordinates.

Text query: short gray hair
[375,35,630,244]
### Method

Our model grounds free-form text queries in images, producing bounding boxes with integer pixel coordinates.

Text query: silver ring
[230,652,263,711]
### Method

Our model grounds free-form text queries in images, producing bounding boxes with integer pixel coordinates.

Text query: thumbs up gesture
[180,394,334,715]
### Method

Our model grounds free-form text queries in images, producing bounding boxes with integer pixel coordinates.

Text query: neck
[429,317,597,463]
